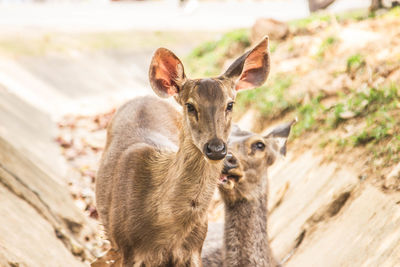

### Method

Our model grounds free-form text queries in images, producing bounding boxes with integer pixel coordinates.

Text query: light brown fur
[94,38,271,267]
[202,121,295,267]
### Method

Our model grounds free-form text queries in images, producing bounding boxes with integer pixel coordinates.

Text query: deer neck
[223,177,271,265]
[164,126,222,218]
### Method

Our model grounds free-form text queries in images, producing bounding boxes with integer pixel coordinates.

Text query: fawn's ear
[222,36,270,91]
[264,119,296,165]
[149,48,187,98]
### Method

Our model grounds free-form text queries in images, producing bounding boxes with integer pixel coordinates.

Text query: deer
[202,120,296,267]
[94,37,271,267]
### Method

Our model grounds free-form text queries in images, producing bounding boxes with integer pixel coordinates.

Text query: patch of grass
[327,103,346,128]
[315,36,338,60]
[236,74,299,120]
[383,6,400,18]
[185,29,250,77]
[336,9,371,22]
[289,9,370,32]
[346,53,365,73]
[293,85,399,169]
[269,41,279,53]
[326,86,399,129]
[350,107,397,145]
[292,93,325,137]
[288,85,399,158]
[289,13,331,30]
[322,85,399,167]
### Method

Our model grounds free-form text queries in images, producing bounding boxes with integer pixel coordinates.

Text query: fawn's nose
[223,153,238,172]
[204,138,227,160]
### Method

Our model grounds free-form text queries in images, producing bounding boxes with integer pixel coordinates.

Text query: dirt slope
[199,9,400,266]
[243,10,400,266]
[0,86,97,266]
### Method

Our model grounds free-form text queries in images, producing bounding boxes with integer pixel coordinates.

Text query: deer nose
[224,153,238,171]
[223,153,238,173]
[204,138,227,160]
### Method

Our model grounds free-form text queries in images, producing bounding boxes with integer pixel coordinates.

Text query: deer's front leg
[184,222,208,267]
[188,251,203,267]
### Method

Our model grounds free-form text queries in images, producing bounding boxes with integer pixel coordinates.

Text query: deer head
[219,120,296,203]
[149,37,271,161]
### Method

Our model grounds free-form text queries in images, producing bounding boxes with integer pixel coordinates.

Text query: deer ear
[222,36,270,91]
[149,48,187,98]
[264,118,297,157]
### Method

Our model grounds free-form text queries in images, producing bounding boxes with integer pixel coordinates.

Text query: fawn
[202,121,295,267]
[94,37,271,266]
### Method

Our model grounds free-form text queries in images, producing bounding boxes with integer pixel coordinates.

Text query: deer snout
[223,153,238,172]
[204,138,227,161]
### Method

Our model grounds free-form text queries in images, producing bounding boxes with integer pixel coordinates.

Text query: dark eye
[253,141,265,151]
[186,103,196,113]
[226,102,234,112]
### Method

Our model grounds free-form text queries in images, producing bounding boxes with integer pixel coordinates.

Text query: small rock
[71,240,85,256]
[75,199,87,211]
[384,163,400,189]
[251,18,289,43]
[339,111,356,119]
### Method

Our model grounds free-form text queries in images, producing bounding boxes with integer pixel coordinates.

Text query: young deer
[202,121,295,267]
[94,37,271,266]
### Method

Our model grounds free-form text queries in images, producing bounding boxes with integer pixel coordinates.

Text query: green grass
[310,86,399,162]
[336,9,373,21]
[292,85,400,166]
[346,53,365,73]
[292,93,325,137]
[288,9,371,31]
[288,13,332,30]
[185,29,250,77]
[236,74,299,121]
[383,6,400,18]
[315,35,338,60]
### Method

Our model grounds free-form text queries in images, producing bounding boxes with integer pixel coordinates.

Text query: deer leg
[187,252,202,267]
[121,248,135,267]
[182,223,207,267]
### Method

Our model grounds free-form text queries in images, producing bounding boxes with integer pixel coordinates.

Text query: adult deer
[94,37,271,266]
[202,121,295,267]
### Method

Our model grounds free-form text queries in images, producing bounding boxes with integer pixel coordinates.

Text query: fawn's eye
[186,103,196,113]
[252,141,265,151]
[226,102,234,112]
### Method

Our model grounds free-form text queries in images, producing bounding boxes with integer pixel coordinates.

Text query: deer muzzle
[203,138,227,161]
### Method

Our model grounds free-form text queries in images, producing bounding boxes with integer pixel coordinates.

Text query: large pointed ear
[149,48,187,98]
[222,36,270,91]
[264,118,297,157]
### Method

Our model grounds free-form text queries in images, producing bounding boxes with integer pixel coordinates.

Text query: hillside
[190,8,400,266]
[53,7,400,266]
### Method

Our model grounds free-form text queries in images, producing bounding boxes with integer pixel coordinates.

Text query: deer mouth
[219,171,242,184]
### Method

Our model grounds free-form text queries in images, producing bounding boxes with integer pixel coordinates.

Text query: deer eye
[252,141,265,151]
[186,103,196,113]
[226,102,234,112]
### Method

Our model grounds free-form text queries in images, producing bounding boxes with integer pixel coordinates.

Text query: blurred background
[0,0,399,266]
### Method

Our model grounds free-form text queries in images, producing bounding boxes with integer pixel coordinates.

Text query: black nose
[223,153,238,172]
[204,138,227,160]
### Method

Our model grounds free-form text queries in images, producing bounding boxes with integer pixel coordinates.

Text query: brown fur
[202,122,295,267]
[94,38,271,267]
